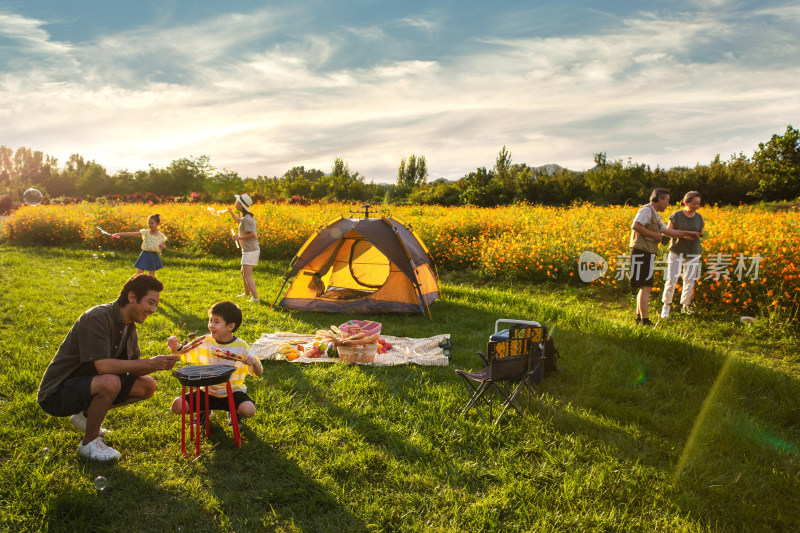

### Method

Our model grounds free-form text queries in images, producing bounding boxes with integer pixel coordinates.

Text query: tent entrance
[320,287,377,300]
[314,238,390,300]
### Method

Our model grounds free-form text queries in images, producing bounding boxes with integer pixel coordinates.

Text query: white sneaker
[70,412,111,436]
[237,293,249,298]
[660,305,671,319]
[249,297,260,302]
[681,305,695,315]
[77,436,121,461]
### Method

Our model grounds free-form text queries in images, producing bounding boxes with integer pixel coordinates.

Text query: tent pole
[414,282,433,320]
[269,277,289,311]
[270,258,296,311]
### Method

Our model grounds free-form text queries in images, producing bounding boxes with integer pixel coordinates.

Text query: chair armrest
[477,351,489,366]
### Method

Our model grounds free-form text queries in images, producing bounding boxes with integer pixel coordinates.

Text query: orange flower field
[3,202,798,321]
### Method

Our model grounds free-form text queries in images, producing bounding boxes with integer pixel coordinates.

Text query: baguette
[341,333,380,346]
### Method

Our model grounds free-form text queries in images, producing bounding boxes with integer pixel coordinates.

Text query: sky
[1,1,799,183]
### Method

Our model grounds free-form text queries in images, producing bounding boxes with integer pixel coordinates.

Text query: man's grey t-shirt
[37,301,140,403]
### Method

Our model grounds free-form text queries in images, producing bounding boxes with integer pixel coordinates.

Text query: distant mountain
[532,164,564,176]
[427,163,573,184]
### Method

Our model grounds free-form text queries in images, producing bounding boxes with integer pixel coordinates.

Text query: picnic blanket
[250,332,451,366]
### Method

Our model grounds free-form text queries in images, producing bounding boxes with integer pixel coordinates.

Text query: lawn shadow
[156,299,207,332]
[197,408,367,531]
[46,461,219,532]
[520,314,800,530]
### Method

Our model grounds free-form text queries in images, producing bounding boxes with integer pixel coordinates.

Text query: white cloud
[396,17,437,32]
[1,5,798,182]
[0,13,73,55]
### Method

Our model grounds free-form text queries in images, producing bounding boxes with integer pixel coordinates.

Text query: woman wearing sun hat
[226,193,260,302]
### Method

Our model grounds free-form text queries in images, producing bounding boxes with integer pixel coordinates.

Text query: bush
[0,194,17,215]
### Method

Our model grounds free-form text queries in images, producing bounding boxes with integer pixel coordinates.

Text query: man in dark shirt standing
[37,274,178,461]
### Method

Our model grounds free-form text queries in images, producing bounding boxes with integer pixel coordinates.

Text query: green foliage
[76,163,113,198]
[459,167,510,207]
[0,146,59,198]
[2,125,800,207]
[204,170,244,198]
[753,125,800,201]
[163,156,213,196]
[245,175,282,199]
[585,153,654,205]
[519,167,591,205]
[397,154,428,188]
[407,180,461,206]
[655,153,760,206]
[493,146,514,193]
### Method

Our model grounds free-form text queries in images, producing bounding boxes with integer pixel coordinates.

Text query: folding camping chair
[455,322,546,425]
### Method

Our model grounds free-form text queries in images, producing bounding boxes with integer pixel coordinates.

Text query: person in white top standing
[227,194,260,302]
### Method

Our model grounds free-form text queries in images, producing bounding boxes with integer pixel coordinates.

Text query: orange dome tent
[271,209,440,317]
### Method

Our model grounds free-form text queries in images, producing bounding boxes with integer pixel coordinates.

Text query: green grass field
[1,244,798,532]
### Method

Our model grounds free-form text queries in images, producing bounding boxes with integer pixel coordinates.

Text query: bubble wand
[96,227,120,238]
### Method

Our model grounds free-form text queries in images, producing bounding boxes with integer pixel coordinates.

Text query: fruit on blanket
[377,339,392,350]
[277,343,301,361]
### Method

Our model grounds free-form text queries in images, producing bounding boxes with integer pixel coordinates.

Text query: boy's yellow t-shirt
[179,336,255,397]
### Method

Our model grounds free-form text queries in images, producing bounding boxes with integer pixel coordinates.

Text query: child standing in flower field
[114,214,167,277]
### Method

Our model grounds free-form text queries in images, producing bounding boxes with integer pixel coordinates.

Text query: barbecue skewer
[176,334,209,355]
[211,348,245,362]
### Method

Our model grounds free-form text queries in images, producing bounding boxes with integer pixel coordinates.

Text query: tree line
[1,125,798,209]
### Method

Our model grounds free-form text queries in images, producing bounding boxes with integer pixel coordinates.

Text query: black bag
[542,332,560,375]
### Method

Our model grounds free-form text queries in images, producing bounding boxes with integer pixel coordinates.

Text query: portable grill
[173,364,241,457]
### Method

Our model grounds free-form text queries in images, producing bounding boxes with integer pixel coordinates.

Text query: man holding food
[168,301,262,426]
[37,274,179,461]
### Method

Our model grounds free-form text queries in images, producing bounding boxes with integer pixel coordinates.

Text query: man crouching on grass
[37,274,178,461]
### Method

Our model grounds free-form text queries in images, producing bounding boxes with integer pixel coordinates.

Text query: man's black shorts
[38,374,137,417]
[629,248,655,288]
[181,390,253,412]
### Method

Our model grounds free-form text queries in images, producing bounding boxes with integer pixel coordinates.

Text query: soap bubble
[41,447,51,460]
[23,188,43,206]
[94,475,107,491]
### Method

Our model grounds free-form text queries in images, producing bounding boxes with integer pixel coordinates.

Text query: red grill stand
[180,382,241,458]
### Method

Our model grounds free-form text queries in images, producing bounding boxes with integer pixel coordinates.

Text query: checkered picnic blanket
[250,332,451,366]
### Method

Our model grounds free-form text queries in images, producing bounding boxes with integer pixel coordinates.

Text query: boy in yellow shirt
[168,301,262,424]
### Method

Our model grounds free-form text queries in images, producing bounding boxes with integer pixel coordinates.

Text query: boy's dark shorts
[181,390,253,412]
[629,248,655,289]
[38,374,138,417]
